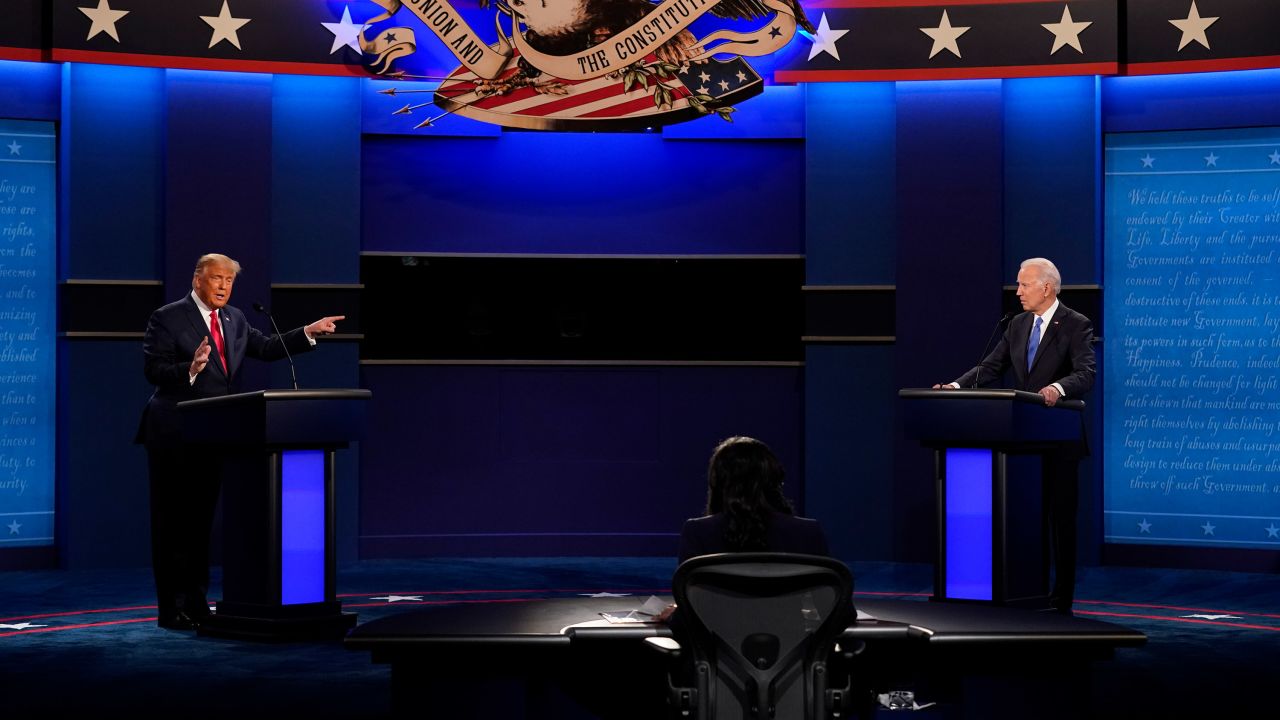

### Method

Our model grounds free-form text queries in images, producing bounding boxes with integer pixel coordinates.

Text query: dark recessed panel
[61,282,164,334]
[360,255,803,362]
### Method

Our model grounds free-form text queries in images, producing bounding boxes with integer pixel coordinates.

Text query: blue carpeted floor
[1,558,1277,718]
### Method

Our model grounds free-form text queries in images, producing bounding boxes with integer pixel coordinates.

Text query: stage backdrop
[0,118,55,549]
[1104,126,1280,551]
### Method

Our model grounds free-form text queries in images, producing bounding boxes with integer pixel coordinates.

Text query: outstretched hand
[305,315,345,339]
[190,336,211,376]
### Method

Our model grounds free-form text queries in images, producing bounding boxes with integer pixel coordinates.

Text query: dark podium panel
[179,389,370,640]
[899,389,1084,605]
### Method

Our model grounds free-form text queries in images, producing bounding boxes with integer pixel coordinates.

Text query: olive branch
[620,61,737,123]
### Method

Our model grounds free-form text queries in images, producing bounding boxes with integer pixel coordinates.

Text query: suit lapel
[186,296,227,378]
[221,309,235,379]
[1011,312,1031,381]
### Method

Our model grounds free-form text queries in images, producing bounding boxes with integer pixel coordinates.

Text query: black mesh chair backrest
[672,553,854,720]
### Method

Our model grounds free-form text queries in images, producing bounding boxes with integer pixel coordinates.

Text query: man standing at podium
[935,257,1095,614]
[135,253,344,630]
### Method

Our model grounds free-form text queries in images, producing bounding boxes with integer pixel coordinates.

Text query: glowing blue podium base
[179,389,369,640]
[900,389,1084,605]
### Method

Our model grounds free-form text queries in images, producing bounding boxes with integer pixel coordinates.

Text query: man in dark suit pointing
[935,257,1096,613]
[136,253,344,630]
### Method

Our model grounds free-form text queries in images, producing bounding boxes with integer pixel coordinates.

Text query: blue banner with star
[0,2,1268,81]
[0,119,56,550]
[1103,126,1280,551]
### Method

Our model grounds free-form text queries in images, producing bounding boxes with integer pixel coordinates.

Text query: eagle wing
[710,0,815,35]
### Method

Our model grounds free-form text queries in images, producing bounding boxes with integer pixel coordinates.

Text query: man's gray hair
[193,253,242,277]
[1020,257,1061,292]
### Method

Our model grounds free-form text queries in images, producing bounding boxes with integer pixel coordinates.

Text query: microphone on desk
[971,312,1014,388]
[253,302,299,391]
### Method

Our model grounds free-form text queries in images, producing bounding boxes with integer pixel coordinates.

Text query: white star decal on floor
[807,14,849,62]
[201,1,252,50]
[79,0,129,42]
[0,622,47,630]
[1170,1,1218,52]
[580,592,631,598]
[1042,5,1092,55]
[1182,614,1241,621]
[321,6,367,55]
[920,10,970,60]
[370,595,424,602]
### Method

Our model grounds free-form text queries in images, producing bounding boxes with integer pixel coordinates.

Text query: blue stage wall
[8,56,1280,570]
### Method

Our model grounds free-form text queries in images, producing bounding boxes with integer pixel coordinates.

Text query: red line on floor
[0,617,158,638]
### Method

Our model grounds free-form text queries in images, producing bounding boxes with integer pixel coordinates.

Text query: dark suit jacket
[135,294,313,448]
[954,302,1096,399]
[678,512,829,565]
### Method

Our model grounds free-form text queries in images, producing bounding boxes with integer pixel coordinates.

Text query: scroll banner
[361,0,797,81]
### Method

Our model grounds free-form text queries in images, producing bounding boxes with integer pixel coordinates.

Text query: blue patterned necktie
[1026,316,1043,371]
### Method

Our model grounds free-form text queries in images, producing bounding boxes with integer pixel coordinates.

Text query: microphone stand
[972,312,1013,389]
[253,302,299,390]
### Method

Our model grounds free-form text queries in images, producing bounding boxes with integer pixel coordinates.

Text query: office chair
[660,553,855,720]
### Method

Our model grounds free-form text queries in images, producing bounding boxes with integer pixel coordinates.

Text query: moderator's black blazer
[678,512,829,564]
[135,294,313,448]
[954,302,1096,399]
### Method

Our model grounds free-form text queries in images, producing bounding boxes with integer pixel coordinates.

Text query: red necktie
[209,310,227,372]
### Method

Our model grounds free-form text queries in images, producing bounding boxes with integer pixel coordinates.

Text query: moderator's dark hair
[705,436,794,552]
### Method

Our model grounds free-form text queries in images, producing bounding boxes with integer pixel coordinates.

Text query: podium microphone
[972,312,1014,388]
[253,302,299,390]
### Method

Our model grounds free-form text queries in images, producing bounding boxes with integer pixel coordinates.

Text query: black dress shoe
[158,611,199,631]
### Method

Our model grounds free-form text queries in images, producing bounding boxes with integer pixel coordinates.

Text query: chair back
[672,553,854,720]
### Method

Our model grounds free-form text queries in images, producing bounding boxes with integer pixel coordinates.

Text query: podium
[179,389,370,640]
[899,389,1084,605]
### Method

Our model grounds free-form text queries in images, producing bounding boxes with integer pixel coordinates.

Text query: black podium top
[179,388,370,447]
[899,388,1084,449]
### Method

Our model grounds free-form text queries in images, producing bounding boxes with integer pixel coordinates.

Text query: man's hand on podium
[1039,385,1061,406]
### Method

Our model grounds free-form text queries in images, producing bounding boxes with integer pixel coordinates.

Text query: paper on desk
[599,595,668,624]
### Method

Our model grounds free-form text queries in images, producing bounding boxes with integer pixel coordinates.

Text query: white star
[718,79,730,91]
[1141,154,1155,168]
[580,592,631,598]
[921,10,970,59]
[0,622,47,630]
[201,1,251,50]
[6,141,20,156]
[1042,5,1092,55]
[696,85,710,95]
[1138,518,1152,533]
[1201,521,1216,535]
[698,71,711,83]
[79,0,129,43]
[735,70,747,84]
[321,6,367,56]
[370,595,423,602]
[1170,1,1218,52]
[1268,150,1280,165]
[807,13,849,62]
[1182,614,1241,621]
[6,520,19,534]
[1265,523,1280,538]
[1204,152,1220,166]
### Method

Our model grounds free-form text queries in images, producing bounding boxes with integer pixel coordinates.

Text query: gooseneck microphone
[972,312,1014,388]
[253,302,299,390]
